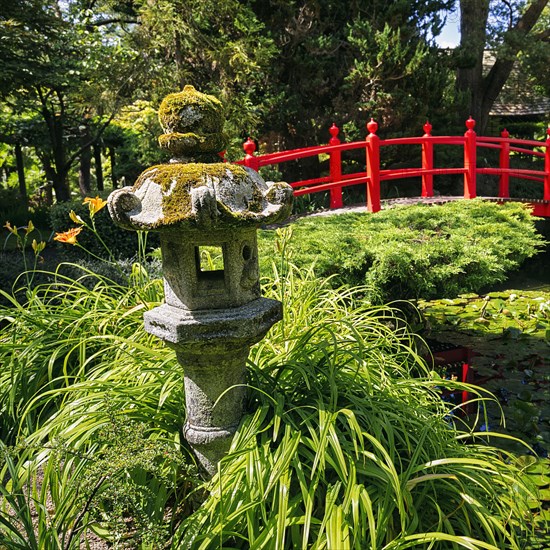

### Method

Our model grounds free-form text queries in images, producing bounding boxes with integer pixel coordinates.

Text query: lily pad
[419,289,550,452]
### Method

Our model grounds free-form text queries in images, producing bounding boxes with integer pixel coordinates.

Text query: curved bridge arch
[236,119,550,218]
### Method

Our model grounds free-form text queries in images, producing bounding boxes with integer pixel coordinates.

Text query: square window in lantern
[195,246,225,281]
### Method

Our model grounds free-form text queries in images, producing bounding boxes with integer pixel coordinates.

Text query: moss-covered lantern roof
[108,86,293,231]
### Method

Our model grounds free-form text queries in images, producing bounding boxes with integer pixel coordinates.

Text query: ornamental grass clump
[174,257,538,549]
[0,229,541,548]
[0,256,195,546]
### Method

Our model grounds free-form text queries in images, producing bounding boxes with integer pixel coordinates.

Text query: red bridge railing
[236,118,550,217]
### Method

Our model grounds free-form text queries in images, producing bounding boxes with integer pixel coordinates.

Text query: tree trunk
[44,165,69,201]
[79,146,92,196]
[109,146,117,188]
[478,0,549,132]
[455,0,490,125]
[94,143,104,191]
[44,162,72,202]
[78,123,92,196]
[14,143,27,201]
[174,32,187,89]
[38,89,72,202]
[457,0,549,134]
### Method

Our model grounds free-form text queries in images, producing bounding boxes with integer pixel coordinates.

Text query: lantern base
[144,298,282,476]
[143,297,282,349]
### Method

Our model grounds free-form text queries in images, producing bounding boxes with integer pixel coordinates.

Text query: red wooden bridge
[236,118,550,218]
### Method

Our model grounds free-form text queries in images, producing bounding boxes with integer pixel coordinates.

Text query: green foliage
[259,201,545,302]
[135,0,279,159]
[0,228,544,547]
[104,100,169,185]
[0,0,149,200]
[250,0,452,157]
[0,186,51,230]
[174,259,537,548]
[345,21,449,130]
[71,414,197,547]
[2,0,548,198]
[0,188,29,228]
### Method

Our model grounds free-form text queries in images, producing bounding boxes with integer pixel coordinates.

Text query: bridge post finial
[366,118,378,135]
[329,123,340,145]
[423,121,432,137]
[243,137,260,172]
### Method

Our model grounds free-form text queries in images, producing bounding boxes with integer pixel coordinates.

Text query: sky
[435,11,461,48]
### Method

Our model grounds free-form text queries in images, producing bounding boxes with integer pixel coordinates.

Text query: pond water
[419,221,550,459]
[487,219,550,293]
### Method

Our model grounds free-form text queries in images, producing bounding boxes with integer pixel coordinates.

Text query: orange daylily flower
[54,227,83,245]
[83,196,107,216]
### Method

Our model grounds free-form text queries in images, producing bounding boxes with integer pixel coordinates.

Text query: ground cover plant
[258,200,545,303]
[0,217,546,547]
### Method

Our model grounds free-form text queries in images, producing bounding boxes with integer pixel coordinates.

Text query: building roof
[484,51,550,118]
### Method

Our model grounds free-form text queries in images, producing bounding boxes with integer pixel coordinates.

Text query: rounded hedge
[258,200,546,302]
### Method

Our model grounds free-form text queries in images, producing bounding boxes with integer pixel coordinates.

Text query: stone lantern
[108,86,293,475]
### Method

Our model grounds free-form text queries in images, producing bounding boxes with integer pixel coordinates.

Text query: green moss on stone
[133,162,264,227]
[158,86,227,156]
[158,131,227,157]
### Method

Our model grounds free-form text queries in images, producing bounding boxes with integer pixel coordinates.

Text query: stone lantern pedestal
[145,298,281,473]
[107,86,293,475]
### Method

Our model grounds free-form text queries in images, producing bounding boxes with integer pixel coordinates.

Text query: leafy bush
[49,193,159,260]
[259,200,545,302]
[0,188,29,228]
[0,239,542,547]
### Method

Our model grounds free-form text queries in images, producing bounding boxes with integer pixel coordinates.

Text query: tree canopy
[0,0,146,200]
[455,0,549,133]
[0,0,547,201]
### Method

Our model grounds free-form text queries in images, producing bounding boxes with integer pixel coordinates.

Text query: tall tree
[455,0,549,133]
[134,0,454,155]
[135,0,279,151]
[0,0,144,201]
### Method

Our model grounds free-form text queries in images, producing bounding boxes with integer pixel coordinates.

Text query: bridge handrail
[236,119,550,216]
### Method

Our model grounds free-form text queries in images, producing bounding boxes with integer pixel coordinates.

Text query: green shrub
[0,187,53,231]
[177,261,539,548]
[0,188,29,228]
[49,193,159,260]
[259,200,545,302]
